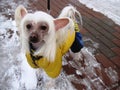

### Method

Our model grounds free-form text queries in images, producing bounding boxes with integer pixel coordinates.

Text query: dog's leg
[68,49,83,61]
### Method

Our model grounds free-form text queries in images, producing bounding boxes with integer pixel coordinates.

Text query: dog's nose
[30,33,39,43]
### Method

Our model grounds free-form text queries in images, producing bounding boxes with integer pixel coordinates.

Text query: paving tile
[114,26,120,33]
[113,32,120,39]
[99,69,113,86]
[83,17,116,49]
[80,28,88,34]
[112,39,120,47]
[71,82,86,90]
[111,47,120,56]
[95,53,116,68]
[63,65,76,75]
[92,17,116,33]
[111,56,120,68]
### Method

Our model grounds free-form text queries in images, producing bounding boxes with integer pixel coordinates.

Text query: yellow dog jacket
[26,29,75,78]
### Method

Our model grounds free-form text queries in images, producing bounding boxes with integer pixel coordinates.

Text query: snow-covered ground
[0,0,119,90]
[79,0,120,25]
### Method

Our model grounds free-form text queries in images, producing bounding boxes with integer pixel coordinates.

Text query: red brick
[80,28,88,34]
[95,68,109,87]
[111,56,120,68]
[111,47,120,56]
[63,65,76,75]
[81,11,92,18]
[116,69,120,81]
[72,82,86,90]
[114,26,120,33]
[113,32,120,39]
[95,67,113,86]
[112,39,120,47]
[95,53,116,68]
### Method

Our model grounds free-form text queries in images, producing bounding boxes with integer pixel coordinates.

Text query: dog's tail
[58,5,82,26]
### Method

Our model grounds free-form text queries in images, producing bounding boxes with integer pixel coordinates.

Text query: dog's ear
[15,5,27,27]
[54,18,70,31]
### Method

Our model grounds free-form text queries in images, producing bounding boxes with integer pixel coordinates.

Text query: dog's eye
[26,24,32,30]
[40,25,47,30]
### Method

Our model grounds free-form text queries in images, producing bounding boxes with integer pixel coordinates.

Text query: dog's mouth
[29,40,45,52]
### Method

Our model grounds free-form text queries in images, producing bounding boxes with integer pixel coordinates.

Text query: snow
[79,0,120,25]
[20,53,38,90]
[0,0,119,90]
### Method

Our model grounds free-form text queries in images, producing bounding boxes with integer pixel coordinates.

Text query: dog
[15,5,83,78]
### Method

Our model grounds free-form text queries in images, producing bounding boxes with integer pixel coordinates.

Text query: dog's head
[15,5,72,62]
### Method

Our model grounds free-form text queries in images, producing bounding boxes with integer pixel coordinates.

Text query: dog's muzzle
[29,33,39,43]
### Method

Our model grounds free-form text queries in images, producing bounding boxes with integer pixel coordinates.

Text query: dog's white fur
[15,5,82,62]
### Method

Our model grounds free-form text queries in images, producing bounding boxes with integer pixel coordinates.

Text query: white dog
[15,5,83,78]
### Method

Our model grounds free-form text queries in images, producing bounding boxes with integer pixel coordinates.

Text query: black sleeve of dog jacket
[70,32,84,53]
